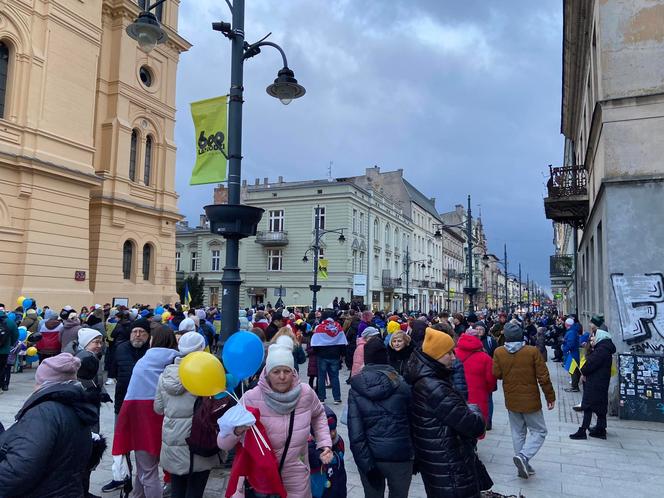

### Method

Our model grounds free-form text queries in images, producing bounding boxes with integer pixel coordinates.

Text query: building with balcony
[545,0,664,353]
[0,1,189,307]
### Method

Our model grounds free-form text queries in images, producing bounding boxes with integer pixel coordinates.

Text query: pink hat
[465,328,480,337]
[35,353,81,386]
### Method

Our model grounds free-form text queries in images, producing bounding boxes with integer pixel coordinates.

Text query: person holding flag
[562,317,582,392]
[183,282,192,310]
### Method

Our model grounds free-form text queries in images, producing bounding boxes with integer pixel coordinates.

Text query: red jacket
[455,334,496,425]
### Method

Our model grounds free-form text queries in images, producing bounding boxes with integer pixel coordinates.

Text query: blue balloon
[22,298,33,310]
[18,327,27,341]
[37,307,42,316]
[26,354,39,363]
[222,331,265,381]
[225,373,239,392]
[7,312,16,321]
[155,306,165,315]
[213,391,228,400]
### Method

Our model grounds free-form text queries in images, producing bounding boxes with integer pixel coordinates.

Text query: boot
[569,427,587,440]
[588,428,607,439]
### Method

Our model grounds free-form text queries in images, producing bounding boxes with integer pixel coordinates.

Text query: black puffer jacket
[111,340,149,414]
[405,349,492,498]
[410,320,428,348]
[387,343,414,377]
[580,338,617,414]
[0,382,97,497]
[348,364,413,473]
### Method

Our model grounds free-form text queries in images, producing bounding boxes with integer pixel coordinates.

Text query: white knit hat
[361,326,380,338]
[78,328,102,349]
[266,336,294,372]
[178,332,206,355]
[179,317,197,332]
[565,318,575,326]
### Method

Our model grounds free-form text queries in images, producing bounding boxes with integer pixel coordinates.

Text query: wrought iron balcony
[435,281,445,290]
[544,165,589,228]
[255,230,289,246]
[420,280,430,288]
[382,277,402,289]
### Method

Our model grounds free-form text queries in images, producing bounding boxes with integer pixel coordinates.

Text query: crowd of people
[0,298,617,498]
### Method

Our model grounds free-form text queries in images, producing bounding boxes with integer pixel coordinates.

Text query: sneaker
[572,404,583,412]
[163,483,172,498]
[564,387,580,392]
[569,428,587,440]
[513,454,529,479]
[86,493,102,498]
[588,429,607,440]
[105,379,115,385]
[101,480,125,493]
[333,400,342,405]
[526,462,536,475]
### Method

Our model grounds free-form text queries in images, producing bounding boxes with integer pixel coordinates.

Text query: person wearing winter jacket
[218,336,333,498]
[387,331,414,377]
[349,339,413,498]
[312,311,348,404]
[271,327,307,374]
[357,310,374,338]
[0,353,99,498]
[308,405,347,498]
[409,318,428,348]
[569,325,616,440]
[455,330,496,430]
[561,317,582,392]
[20,308,41,334]
[405,328,492,497]
[60,312,82,352]
[154,332,218,498]
[36,309,63,361]
[351,326,380,377]
[0,309,19,392]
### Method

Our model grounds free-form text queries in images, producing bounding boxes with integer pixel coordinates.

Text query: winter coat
[493,343,555,413]
[562,323,581,363]
[455,334,496,423]
[405,349,492,498]
[348,364,413,473]
[410,320,428,348]
[344,317,360,370]
[351,336,368,377]
[36,319,63,354]
[0,382,97,498]
[306,343,318,377]
[59,318,82,352]
[452,359,469,401]
[20,315,40,334]
[580,338,616,415]
[154,358,220,475]
[111,339,149,414]
[218,370,332,498]
[387,343,414,377]
[0,311,19,355]
[480,334,498,357]
[308,435,347,498]
[293,344,307,374]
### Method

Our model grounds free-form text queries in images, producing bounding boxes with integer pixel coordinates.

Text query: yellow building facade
[0,0,190,308]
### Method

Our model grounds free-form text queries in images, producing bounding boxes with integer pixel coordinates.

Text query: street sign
[554,292,563,300]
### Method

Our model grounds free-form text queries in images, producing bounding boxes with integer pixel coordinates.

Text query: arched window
[373,218,380,242]
[122,241,134,280]
[394,228,399,248]
[129,129,138,181]
[0,41,9,119]
[142,243,152,281]
[385,224,391,245]
[144,135,153,185]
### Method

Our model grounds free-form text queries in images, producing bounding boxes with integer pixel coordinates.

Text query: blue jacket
[562,323,581,363]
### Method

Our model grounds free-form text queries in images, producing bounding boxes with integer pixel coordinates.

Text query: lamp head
[338,233,346,244]
[434,229,442,239]
[302,255,309,263]
[126,11,168,54]
[266,67,306,105]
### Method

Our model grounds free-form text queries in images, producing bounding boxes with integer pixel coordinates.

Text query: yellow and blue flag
[183,282,192,309]
[564,354,579,374]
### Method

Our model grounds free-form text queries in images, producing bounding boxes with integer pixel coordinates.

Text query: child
[301,321,318,390]
[309,405,347,498]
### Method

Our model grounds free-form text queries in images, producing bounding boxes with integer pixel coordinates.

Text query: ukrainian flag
[183,282,192,310]
[564,354,579,374]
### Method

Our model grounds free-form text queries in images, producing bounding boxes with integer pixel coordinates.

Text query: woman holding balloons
[0,308,19,392]
[218,334,334,498]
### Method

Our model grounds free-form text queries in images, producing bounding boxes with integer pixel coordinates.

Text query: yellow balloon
[162,311,171,323]
[26,346,38,357]
[17,295,26,306]
[179,351,226,396]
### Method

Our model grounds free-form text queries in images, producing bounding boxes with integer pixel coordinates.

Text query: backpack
[0,316,10,348]
[186,396,234,458]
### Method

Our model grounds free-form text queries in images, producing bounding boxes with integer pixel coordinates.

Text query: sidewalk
[2,350,664,497]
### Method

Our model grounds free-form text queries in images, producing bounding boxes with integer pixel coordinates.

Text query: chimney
[430,197,436,206]
[214,185,228,204]
[199,214,207,228]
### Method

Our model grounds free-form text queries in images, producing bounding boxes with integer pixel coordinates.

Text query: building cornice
[90,193,182,220]
[0,150,102,187]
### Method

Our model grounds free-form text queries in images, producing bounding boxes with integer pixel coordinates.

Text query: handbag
[244,410,295,498]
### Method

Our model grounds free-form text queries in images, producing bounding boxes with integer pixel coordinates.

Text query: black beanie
[364,337,389,365]
[78,355,100,381]
[131,317,151,334]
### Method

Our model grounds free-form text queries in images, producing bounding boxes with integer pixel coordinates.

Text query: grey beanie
[503,322,524,342]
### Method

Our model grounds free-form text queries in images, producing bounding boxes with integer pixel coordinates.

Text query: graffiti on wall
[610,273,664,353]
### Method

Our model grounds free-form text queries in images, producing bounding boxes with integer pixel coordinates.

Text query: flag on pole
[564,353,578,374]
[318,259,329,280]
[183,282,192,309]
[190,96,228,185]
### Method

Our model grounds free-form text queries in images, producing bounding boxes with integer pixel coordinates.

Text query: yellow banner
[190,96,228,185]
[318,258,329,280]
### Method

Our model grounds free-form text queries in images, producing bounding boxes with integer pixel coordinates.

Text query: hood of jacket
[16,381,98,426]
[505,341,525,353]
[42,318,62,331]
[161,357,187,397]
[350,364,402,401]
[594,337,617,356]
[62,317,81,329]
[406,348,451,384]
[455,334,483,361]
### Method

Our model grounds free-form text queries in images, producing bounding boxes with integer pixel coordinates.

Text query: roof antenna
[328,160,333,181]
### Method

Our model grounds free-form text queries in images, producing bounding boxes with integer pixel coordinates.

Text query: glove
[100,392,113,403]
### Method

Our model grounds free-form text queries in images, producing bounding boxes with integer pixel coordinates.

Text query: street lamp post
[126,0,306,343]
[402,246,431,314]
[302,205,345,311]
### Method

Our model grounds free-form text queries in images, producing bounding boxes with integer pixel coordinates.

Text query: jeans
[488,392,494,425]
[508,410,548,461]
[359,460,413,498]
[581,409,607,431]
[571,368,581,389]
[317,357,341,402]
[170,470,210,498]
[131,450,162,498]
[1,354,10,389]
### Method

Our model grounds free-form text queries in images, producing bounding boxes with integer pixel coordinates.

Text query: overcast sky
[174,0,564,293]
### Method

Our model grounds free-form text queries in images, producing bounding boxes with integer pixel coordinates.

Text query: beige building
[0,1,189,308]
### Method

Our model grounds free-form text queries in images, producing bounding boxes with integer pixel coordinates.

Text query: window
[139,66,153,87]
[359,251,365,272]
[352,209,358,233]
[211,249,220,271]
[317,247,325,260]
[175,251,181,271]
[122,241,133,280]
[314,206,325,230]
[373,218,380,243]
[144,135,153,185]
[352,250,358,272]
[359,212,364,234]
[142,244,152,281]
[267,249,282,271]
[129,129,138,181]
[191,251,198,272]
[385,224,391,246]
[268,210,284,232]
[209,287,219,307]
[0,41,9,118]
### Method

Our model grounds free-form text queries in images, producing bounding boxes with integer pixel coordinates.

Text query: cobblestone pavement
[2,350,663,497]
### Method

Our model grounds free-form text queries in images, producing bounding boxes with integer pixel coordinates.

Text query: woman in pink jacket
[351,326,380,377]
[219,336,333,498]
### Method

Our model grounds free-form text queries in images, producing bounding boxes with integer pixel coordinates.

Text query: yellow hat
[423,327,455,360]
[387,321,400,335]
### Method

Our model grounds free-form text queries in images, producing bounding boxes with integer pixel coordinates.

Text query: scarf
[594,329,612,343]
[263,382,302,415]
